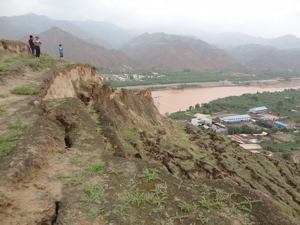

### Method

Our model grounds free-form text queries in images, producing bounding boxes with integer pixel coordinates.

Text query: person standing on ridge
[58,44,63,60]
[33,36,42,59]
[28,35,35,55]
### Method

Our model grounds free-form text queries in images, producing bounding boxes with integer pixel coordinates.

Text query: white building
[249,106,268,114]
[191,117,212,126]
[219,114,251,123]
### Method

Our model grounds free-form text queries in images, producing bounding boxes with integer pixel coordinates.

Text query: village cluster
[100,72,165,82]
[191,106,296,156]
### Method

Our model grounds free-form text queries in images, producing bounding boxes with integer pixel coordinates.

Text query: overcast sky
[1,0,300,38]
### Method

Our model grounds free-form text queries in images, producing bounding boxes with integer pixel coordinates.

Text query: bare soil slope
[0,40,299,225]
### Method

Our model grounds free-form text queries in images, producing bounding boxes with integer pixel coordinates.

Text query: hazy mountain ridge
[72,20,138,49]
[0,14,107,49]
[2,13,300,71]
[2,14,300,50]
[228,44,300,71]
[121,32,243,70]
[25,27,142,69]
[199,32,300,50]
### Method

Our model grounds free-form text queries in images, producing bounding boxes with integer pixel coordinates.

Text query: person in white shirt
[34,36,42,59]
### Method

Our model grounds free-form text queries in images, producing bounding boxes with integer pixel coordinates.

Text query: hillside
[0,40,300,225]
[121,33,243,71]
[228,44,300,71]
[72,20,137,49]
[3,14,300,51]
[3,14,300,71]
[0,13,137,49]
[199,32,300,50]
[19,27,142,70]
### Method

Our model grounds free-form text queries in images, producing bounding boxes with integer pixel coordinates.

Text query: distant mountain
[72,20,137,49]
[121,32,243,71]
[135,25,300,50]
[198,32,300,50]
[0,13,139,49]
[227,44,277,63]
[267,34,300,50]
[247,52,289,71]
[199,32,266,49]
[25,27,141,69]
[0,14,87,40]
[228,44,300,71]
[2,14,300,71]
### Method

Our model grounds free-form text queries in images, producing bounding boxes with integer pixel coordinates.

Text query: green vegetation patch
[168,111,194,121]
[0,50,57,70]
[25,55,57,68]
[0,66,10,72]
[46,98,67,108]
[0,118,29,158]
[107,68,300,88]
[84,161,106,175]
[0,105,5,113]
[10,86,38,95]
[121,129,140,144]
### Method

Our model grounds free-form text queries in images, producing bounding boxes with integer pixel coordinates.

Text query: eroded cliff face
[0,40,31,54]
[40,64,101,100]
[0,40,299,225]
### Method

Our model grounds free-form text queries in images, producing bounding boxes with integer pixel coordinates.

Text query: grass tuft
[0,118,29,158]
[10,86,38,95]
[84,162,105,175]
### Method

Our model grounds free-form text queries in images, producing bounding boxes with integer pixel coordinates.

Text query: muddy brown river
[151,80,300,114]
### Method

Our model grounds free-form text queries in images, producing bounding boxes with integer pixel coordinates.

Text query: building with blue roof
[220,114,251,123]
[249,106,268,114]
[275,121,288,128]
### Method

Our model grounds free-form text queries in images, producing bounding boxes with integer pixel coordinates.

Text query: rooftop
[275,121,288,127]
[220,114,250,120]
[251,106,268,111]
[239,144,262,150]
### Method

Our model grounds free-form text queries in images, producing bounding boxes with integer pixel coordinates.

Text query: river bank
[118,78,300,90]
[150,79,300,114]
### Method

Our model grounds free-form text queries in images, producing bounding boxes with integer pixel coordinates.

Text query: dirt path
[0,67,47,132]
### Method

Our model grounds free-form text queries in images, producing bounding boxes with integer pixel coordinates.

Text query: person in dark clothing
[33,36,42,59]
[28,35,35,55]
